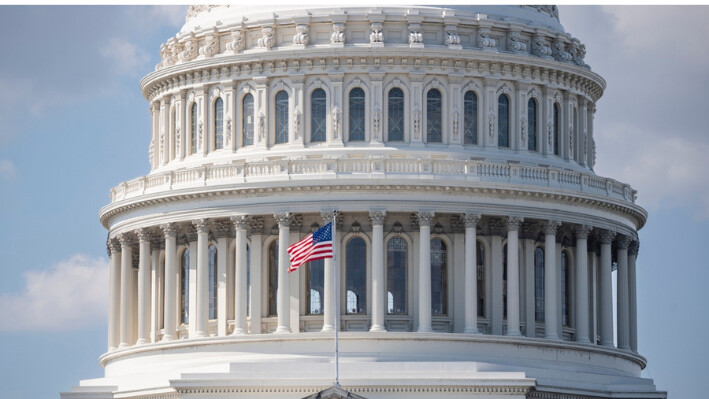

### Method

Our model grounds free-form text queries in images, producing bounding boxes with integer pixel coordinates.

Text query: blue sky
[0,5,706,399]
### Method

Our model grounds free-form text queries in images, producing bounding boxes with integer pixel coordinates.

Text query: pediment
[301,385,368,399]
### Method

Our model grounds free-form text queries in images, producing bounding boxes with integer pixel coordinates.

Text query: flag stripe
[286,223,333,272]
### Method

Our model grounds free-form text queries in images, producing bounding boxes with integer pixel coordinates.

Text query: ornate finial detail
[598,229,616,245]
[477,27,496,49]
[508,30,527,53]
[231,215,249,230]
[199,31,218,58]
[117,232,135,247]
[274,212,293,227]
[178,36,198,63]
[615,234,631,250]
[369,210,387,226]
[574,225,593,240]
[258,26,275,49]
[408,23,423,45]
[533,34,553,58]
[293,24,309,45]
[249,216,264,234]
[506,216,524,232]
[629,240,640,257]
[542,220,561,236]
[552,36,573,63]
[321,210,338,224]
[160,223,178,237]
[192,218,211,233]
[225,29,244,53]
[185,5,219,22]
[370,22,383,44]
[462,213,481,228]
[331,23,345,45]
[417,211,435,227]
[444,25,460,46]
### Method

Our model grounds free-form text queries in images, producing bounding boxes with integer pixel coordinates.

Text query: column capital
[160,222,178,237]
[274,212,293,227]
[108,238,121,254]
[321,210,338,224]
[117,232,135,247]
[213,220,232,238]
[506,216,524,232]
[598,229,616,245]
[574,224,593,240]
[192,218,211,233]
[416,211,435,227]
[231,215,249,230]
[369,210,387,226]
[542,220,561,236]
[462,212,480,228]
[136,228,153,242]
[615,234,631,250]
[628,240,640,257]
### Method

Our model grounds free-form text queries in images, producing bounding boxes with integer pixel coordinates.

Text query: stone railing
[109,157,637,205]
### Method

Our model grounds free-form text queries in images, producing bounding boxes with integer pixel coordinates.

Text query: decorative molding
[274,212,293,227]
[506,216,524,231]
[542,219,561,236]
[574,224,593,240]
[368,210,386,226]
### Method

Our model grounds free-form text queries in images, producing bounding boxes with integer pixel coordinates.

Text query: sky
[0,4,707,399]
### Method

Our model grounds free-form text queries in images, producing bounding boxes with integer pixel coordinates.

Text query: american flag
[287,222,333,272]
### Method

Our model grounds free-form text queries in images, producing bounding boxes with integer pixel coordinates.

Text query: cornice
[173,384,533,395]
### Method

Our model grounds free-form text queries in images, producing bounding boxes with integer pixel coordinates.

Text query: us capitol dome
[64,5,666,399]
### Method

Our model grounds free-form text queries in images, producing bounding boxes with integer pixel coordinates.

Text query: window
[307,259,324,315]
[387,237,407,314]
[191,103,198,154]
[268,240,278,316]
[311,88,327,142]
[242,93,254,146]
[426,89,442,143]
[503,243,508,319]
[562,250,570,327]
[498,94,509,147]
[346,237,367,314]
[464,91,478,145]
[208,244,218,320]
[431,238,447,315]
[348,88,365,141]
[535,247,545,322]
[275,91,289,144]
[181,249,190,324]
[553,103,560,155]
[477,241,485,317]
[528,98,537,151]
[214,98,224,150]
[388,88,404,141]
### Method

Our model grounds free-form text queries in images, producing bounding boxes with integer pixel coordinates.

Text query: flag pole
[332,210,340,387]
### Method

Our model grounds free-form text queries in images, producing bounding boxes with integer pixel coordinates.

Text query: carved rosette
[506,216,524,232]
[574,225,593,240]
[542,220,561,236]
[416,211,435,227]
[369,210,386,226]
[274,212,293,227]
[231,215,249,230]
[462,213,481,229]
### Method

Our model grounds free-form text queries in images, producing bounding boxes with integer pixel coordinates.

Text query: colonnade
[106,211,639,354]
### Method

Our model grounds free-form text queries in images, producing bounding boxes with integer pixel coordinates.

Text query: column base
[321,325,335,333]
[618,344,631,351]
[194,331,208,338]
[274,326,292,334]
[506,330,522,337]
[575,337,591,344]
[160,334,175,342]
[231,328,246,335]
[463,327,480,334]
[369,324,387,333]
[118,343,129,349]
[545,333,561,340]
[417,327,433,333]
[136,338,149,345]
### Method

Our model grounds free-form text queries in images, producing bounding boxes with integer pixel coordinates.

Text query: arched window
[268,240,278,316]
[181,249,190,324]
[553,103,560,155]
[477,241,485,317]
[431,238,447,315]
[311,88,327,143]
[307,259,324,315]
[528,98,537,151]
[464,91,478,145]
[562,250,571,327]
[426,89,442,143]
[208,244,218,320]
[242,93,254,146]
[534,247,545,322]
[387,237,407,314]
[214,98,224,150]
[348,88,365,141]
[190,102,198,154]
[346,237,367,314]
[503,243,508,319]
[498,94,509,148]
[275,91,289,144]
[388,88,404,142]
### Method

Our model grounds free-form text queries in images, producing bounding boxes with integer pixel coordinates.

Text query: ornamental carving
[629,240,640,256]
[231,215,249,230]
[274,212,293,227]
[369,210,386,226]
[117,232,135,247]
[192,218,211,233]
[373,107,381,137]
[199,33,218,58]
[332,106,341,139]
[553,38,573,63]
[136,227,152,242]
[413,109,421,139]
[258,26,275,49]
[521,116,528,146]
[293,109,301,139]
[452,110,459,137]
[408,23,423,45]
[293,24,309,45]
[224,117,231,146]
[416,211,435,227]
[178,37,198,62]
[506,216,524,231]
[225,30,244,53]
[532,34,552,58]
[508,31,527,53]
[542,220,561,236]
[331,23,345,44]
[462,213,481,228]
[616,234,631,250]
[148,137,155,169]
[569,125,575,157]
[321,210,338,224]
[488,110,496,140]
[487,218,505,236]
[370,22,383,43]
[478,27,496,49]
[444,25,460,46]
[575,43,588,68]
[160,223,177,237]
[574,225,593,240]
[249,216,264,234]
[598,229,616,244]
[197,121,203,150]
[547,120,553,146]
[213,220,232,238]
[257,112,265,142]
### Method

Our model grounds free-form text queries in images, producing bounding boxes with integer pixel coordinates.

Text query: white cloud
[0,254,109,332]
[0,159,15,181]
[101,38,151,76]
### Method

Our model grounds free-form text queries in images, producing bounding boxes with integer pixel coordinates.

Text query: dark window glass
[246,244,251,317]
[243,93,254,146]
[498,94,509,147]
[562,251,570,327]
[387,237,407,314]
[307,259,325,315]
[388,88,404,141]
[214,98,224,150]
[191,103,198,154]
[346,237,367,314]
[553,103,560,155]
[310,88,327,142]
[181,249,190,324]
[503,243,508,319]
[431,238,447,315]
[208,245,218,319]
[275,91,289,144]
[477,242,485,317]
[464,91,478,145]
[426,89,442,143]
[535,247,545,322]
[268,240,278,316]
[349,88,365,141]
[528,98,537,151]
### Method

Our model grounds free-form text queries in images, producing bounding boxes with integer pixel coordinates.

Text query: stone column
[274,212,292,333]
[160,223,178,341]
[322,211,338,332]
[598,229,615,347]
[231,216,249,335]
[329,73,344,146]
[463,213,481,334]
[417,211,434,332]
[506,217,523,336]
[193,219,210,337]
[522,223,537,337]
[215,222,229,336]
[369,210,387,332]
[150,238,162,343]
[616,234,631,350]
[118,233,134,348]
[574,225,592,343]
[136,229,152,345]
[543,220,561,340]
[628,240,639,352]
[108,239,121,350]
